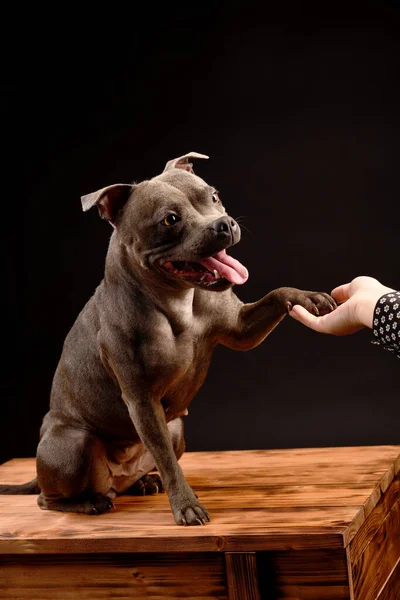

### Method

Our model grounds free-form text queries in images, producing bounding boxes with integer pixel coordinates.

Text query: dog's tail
[0,479,40,494]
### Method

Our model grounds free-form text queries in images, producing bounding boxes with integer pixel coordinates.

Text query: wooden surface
[0,446,399,555]
[225,552,261,600]
[1,447,399,599]
[376,559,400,600]
[350,475,400,600]
[0,553,228,599]
[257,549,350,599]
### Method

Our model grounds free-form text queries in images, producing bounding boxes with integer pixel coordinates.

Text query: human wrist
[371,290,400,355]
[356,285,396,329]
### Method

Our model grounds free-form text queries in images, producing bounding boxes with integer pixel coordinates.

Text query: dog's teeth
[213,269,221,279]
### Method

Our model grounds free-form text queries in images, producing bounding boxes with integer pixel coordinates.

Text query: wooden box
[0,446,399,599]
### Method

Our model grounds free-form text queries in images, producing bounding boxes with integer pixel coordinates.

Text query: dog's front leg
[124,392,209,526]
[220,287,336,351]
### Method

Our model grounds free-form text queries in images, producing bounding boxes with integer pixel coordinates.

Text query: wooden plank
[271,586,350,599]
[0,497,354,554]
[257,549,350,600]
[0,504,360,534]
[0,531,346,555]
[395,454,400,476]
[376,558,400,600]
[1,448,398,554]
[362,483,382,520]
[181,446,400,465]
[225,552,261,600]
[345,546,355,600]
[0,484,379,510]
[347,475,400,562]
[351,500,400,600]
[175,484,380,509]
[379,462,395,494]
[2,446,399,487]
[0,552,228,600]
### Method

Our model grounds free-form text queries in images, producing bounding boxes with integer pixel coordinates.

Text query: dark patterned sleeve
[371,291,400,358]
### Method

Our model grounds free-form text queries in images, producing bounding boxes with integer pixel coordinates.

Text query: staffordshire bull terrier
[0,152,336,525]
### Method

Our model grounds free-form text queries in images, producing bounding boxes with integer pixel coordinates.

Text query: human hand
[289,276,395,335]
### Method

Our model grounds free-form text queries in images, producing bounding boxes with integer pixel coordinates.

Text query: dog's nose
[212,217,237,235]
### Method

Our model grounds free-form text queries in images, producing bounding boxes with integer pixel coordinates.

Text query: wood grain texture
[348,474,400,563]
[395,454,400,477]
[257,549,350,600]
[0,553,228,600]
[352,500,400,600]
[376,558,400,600]
[1,447,399,599]
[2,446,399,486]
[225,552,261,600]
[0,447,399,555]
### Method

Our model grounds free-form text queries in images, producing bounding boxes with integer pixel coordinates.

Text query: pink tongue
[199,249,249,285]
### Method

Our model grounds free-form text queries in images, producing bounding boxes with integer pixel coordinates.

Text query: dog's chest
[144,318,214,404]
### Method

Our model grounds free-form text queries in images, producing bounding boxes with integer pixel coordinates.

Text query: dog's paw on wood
[124,473,164,496]
[173,499,211,526]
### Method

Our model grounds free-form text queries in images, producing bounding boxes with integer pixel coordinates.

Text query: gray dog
[0,153,336,526]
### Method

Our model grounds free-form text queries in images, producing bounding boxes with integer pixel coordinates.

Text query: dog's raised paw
[304,292,337,316]
[288,291,337,316]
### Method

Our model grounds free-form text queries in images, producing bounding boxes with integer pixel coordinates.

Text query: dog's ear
[163,152,209,174]
[81,184,133,224]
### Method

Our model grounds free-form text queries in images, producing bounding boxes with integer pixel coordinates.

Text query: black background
[3,2,399,464]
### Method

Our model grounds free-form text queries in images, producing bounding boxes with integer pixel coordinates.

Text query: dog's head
[81,152,248,291]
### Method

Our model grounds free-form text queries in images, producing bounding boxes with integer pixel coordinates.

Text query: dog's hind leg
[36,424,114,515]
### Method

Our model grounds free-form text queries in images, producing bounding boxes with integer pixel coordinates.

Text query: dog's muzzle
[211,217,240,246]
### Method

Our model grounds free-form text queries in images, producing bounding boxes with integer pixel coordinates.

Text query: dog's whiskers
[234,216,252,236]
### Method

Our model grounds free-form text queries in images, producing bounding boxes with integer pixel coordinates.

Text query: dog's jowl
[0,153,336,525]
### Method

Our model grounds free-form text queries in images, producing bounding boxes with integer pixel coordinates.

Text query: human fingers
[290,302,363,335]
[289,305,331,333]
[330,282,351,304]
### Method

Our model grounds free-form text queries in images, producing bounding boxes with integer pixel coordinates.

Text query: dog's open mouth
[162,249,249,287]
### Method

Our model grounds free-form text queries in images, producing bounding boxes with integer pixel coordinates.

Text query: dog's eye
[212,192,221,204]
[162,213,181,227]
